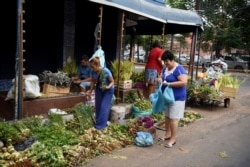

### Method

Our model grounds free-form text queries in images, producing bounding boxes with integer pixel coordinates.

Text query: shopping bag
[134,131,154,147]
[163,85,175,104]
[149,83,166,113]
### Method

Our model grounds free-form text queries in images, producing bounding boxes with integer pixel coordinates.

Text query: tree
[166,0,250,55]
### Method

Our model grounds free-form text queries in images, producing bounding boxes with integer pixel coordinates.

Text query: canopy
[89,0,203,34]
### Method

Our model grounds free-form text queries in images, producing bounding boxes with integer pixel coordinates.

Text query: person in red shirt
[145,40,164,96]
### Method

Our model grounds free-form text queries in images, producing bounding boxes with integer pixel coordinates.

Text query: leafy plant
[134,99,152,111]
[0,121,20,143]
[39,70,71,87]
[124,91,139,103]
[131,70,145,83]
[62,59,78,77]
[110,60,134,81]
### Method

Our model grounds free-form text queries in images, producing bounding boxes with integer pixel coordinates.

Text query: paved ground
[83,72,250,167]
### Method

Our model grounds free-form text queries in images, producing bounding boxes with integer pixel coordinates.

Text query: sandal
[157,137,171,141]
[165,142,176,148]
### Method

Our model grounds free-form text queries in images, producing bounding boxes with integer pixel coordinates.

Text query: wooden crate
[42,84,70,97]
[219,86,238,98]
[114,80,132,89]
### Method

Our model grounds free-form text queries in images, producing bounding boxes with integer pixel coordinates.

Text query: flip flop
[165,142,176,148]
[157,137,171,141]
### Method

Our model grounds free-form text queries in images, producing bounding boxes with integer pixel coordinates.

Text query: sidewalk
[83,99,250,167]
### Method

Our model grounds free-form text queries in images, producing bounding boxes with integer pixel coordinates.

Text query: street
[84,72,250,167]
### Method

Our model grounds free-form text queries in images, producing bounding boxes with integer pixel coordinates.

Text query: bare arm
[170,74,188,87]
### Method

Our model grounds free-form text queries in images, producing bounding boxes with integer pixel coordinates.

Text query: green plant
[134,99,152,111]
[0,121,20,143]
[131,70,145,83]
[62,59,78,77]
[124,92,139,103]
[39,70,71,87]
[110,60,134,80]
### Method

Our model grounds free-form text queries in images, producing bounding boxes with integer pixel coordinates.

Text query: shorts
[80,81,91,90]
[145,69,158,85]
[164,101,186,119]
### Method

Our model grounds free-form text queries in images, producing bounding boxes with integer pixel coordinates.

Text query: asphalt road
[84,72,250,167]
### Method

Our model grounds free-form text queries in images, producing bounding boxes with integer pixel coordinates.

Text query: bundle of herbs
[39,70,71,87]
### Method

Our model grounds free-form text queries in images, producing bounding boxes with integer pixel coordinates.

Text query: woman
[157,50,188,148]
[145,40,164,96]
[86,57,115,130]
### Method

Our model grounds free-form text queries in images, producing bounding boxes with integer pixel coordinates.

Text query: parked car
[135,50,146,63]
[200,56,212,67]
[222,56,248,70]
[123,49,146,63]
[187,55,201,66]
[178,54,188,65]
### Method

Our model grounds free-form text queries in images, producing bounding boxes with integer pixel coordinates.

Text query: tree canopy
[166,0,250,55]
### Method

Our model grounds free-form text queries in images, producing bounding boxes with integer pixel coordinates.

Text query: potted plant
[110,60,134,89]
[39,70,71,97]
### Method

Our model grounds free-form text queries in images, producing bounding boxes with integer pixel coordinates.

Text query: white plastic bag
[5,75,41,100]
[89,45,106,68]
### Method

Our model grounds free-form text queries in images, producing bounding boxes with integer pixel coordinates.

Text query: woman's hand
[86,90,92,97]
[102,85,109,90]
[157,77,162,83]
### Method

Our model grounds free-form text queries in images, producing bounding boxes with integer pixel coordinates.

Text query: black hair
[152,40,161,48]
[81,55,89,61]
[161,50,174,61]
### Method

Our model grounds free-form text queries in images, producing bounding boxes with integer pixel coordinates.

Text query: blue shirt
[77,64,92,79]
[91,67,114,90]
[161,65,187,101]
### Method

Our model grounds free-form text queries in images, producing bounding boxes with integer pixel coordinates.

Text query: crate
[115,80,132,89]
[219,86,238,98]
[43,84,70,97]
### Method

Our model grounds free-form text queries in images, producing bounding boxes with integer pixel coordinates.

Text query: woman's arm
[170,74,187,87]
[87,77,95,94]
[103,77,114,90]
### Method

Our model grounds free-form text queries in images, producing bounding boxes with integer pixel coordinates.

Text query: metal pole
[188,28,198,83]
[178,42,181,64]
[195,32,202,80]
[116,11,125,103]
[15,0,24,120]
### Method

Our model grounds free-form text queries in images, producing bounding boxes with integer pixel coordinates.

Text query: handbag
[149,83,167,113]
[162,85,175,104]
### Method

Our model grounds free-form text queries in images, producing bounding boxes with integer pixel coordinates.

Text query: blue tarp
[89,0,203,30]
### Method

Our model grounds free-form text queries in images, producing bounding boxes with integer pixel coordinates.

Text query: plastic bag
[163,85,175,104]
[134,131,154,147]
[132,105,152,118]
[149,83,166,113]
[89,45,106,68]
[5,75,41,101]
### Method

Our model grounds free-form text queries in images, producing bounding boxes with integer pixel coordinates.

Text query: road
[84,72,250,167]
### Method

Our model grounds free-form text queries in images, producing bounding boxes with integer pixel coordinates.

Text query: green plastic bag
[132,105,152,118]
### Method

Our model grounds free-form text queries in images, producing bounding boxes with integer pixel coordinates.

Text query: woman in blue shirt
[87,57,114,130]
[157,50,188,148]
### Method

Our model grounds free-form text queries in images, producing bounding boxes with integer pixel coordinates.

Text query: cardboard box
[43,84,70,97]
[115,80,132,89]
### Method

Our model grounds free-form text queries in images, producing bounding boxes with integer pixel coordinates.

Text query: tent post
[188,28,198,83]
[116,11,125,104]
[15,0,24,120]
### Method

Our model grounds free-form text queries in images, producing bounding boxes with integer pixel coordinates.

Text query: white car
[123,49,146,62]
[177,54,189,64]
